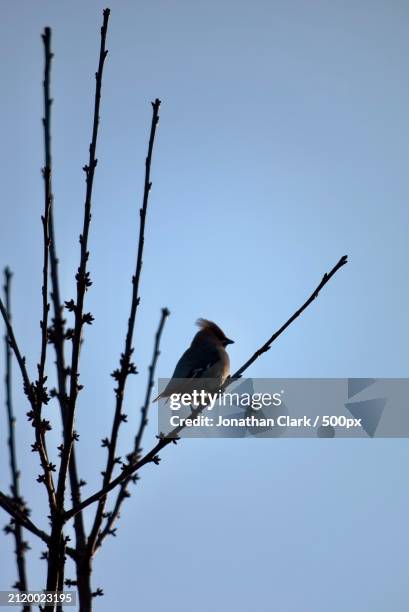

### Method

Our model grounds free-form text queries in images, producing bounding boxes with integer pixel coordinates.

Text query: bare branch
[134,308,170,453]
[0,297,57,513]
[38,26,52,390]
[87,98,161,555]
[47,8,110,595]
[96,307,169,550]
[3,269,30,601]
[0,25,61,522]
[40,25,67,596]
[1,491,49,547]
[65,254,348,521]
[229,255,348,381]
[42,23,89,600]
[0,490,77,563]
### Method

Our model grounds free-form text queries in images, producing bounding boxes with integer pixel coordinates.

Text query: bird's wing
[152,345,222,401]
[171,345,221,379]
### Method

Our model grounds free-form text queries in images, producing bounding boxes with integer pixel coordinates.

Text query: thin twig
[65,254,348,521]
[38,27,52,395]
[96,308,169,550]
[0,298,57,512]
[19,23,58,518]
[229,255,348,381]
[87,98,161,555]
[1,491,49,547]
[133,309,170,455]
[47,8,110,595]
[40,26,67,597]
[0,491,77,560]
[3,269,30,603]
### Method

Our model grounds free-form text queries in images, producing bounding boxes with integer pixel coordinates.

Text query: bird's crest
[196,318,227,341]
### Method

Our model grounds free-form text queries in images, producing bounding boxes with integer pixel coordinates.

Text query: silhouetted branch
[40,26,66,598]
[65,254,348,521]
[42,25,89,606]
[47,8,110,596]
[38,27,52,395]
[133,308,170,459]
[228,255,348,381]
[1,491,48,547]
[96,307,170,550]
[0,491,77,561]
[0,298,57,513]
[20,22,58,521]
[87,97,161,555]
[3,269,30,604]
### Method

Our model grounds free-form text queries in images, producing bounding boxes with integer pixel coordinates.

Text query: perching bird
[154,318,234,401]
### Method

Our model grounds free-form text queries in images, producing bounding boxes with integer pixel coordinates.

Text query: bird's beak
[225,338,234,345]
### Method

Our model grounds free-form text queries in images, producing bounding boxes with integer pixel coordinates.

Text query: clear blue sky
[1,1,408,610]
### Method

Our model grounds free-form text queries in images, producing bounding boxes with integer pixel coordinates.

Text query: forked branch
[0,491,77,561]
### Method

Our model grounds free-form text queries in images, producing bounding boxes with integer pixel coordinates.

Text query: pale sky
[1,2,408,610]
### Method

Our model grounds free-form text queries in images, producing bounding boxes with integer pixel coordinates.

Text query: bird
[154,318,234,402]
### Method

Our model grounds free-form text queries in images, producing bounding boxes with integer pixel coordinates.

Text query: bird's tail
[152,393,170,404]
